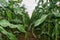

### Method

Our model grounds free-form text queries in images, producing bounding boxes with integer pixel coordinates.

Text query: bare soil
[18,33,37,40]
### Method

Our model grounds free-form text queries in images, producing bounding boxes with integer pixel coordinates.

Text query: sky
[2,0,60,18]
[2,0,39,18]
[22,0,39,18]
[22,0,60,18]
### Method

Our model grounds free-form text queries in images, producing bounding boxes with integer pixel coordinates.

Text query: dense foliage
[0,0,60,40]
[0,0,30,40]
[31,0,60,40]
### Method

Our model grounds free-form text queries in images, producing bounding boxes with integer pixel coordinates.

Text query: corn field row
[0,0,60,40]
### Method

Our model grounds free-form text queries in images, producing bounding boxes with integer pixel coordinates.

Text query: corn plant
[0,0,60,40]
[31,0,60,40]
[0,0,29,40]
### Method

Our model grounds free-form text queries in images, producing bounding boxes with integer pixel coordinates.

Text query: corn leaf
[34,15,48,26]
[0,26,17,40]
[0,19,26,33]
[6,9,12,20]
[0,19,11,27]
[17,25,26,33]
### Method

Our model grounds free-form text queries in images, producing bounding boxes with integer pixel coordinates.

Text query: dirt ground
[18,33,37,40]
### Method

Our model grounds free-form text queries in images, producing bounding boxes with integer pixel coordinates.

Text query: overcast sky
[22,0,39,18]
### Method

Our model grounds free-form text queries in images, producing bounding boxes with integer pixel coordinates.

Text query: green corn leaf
[6,9,12,20]
[10,24,26,33]
[34,14,48,26]
[0,19,11,27]
[0,19,26,33]
[6,33,17,40]
[0,0,8,6]
[17,25,26,33]
[52,20,58,40]
[0,0,6,4]
[55,13,60,17]
[54,21,58,40]
[9,24,26,33]
[53,12,60,17]
[12,0,18,1]
[0,26,17,40]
